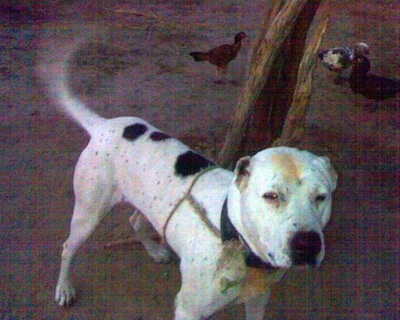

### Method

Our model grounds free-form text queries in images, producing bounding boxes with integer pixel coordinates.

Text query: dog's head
[227,147,337,269]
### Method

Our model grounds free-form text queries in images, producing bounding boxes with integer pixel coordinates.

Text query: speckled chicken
[318,42,369,84]
[189,32,247,84]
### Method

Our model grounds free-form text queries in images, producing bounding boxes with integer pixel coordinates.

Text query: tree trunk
[274,13,329,146]
[218,0,321,169]
[266,1,322,146]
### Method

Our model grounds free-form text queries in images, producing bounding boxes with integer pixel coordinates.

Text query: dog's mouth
[263,230,323,269]
[244,251,279,270]
[290,231,322,268]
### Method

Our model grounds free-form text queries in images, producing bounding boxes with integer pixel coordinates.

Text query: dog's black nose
[290,231,322,266]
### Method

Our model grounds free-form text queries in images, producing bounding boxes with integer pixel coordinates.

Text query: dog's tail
[38,37,105,134]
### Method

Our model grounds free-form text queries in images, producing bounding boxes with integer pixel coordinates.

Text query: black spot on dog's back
[123,123,147,141]
[150,131,171,141]
[175,151,214,177]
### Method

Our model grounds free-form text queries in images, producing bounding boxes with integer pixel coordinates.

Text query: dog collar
[220,198,277,270]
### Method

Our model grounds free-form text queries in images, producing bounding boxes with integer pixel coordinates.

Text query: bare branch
[218,0,309,168]
[274,13,329,146]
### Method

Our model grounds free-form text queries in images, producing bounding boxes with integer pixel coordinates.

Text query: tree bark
[218,0,321,169]
[274,13,329,146]
[264,1,322,146]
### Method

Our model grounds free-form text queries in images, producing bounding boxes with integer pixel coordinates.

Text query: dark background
[1,0,399,319]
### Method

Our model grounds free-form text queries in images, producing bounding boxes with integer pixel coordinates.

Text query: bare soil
[1,0,399,319]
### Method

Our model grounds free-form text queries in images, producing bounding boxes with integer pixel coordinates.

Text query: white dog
[40,41,337,320]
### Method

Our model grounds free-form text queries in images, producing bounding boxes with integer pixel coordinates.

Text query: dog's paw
[55,281,76,306]
[142,239,172,263]
[148,246,172,263]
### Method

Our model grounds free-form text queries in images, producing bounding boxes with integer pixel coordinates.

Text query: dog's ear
[319,157,338,190]
[234,156,251,190]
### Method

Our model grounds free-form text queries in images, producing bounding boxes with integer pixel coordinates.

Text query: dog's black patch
[175,151,214,177]
[123,123,147,141]
[150,131,171,141]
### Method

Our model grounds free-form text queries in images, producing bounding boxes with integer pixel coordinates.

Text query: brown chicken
[189,32,247,84]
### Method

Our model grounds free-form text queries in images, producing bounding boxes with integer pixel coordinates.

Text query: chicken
[318,42,369,84]
[318,46,354,71]
[349,55,400,111]
[189,32,247,84]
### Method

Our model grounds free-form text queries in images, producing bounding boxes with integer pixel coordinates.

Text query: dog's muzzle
[290,231,322,267]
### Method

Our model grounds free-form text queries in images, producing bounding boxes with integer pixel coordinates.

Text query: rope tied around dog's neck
[159,165,286,296]
[217,199,287,296]
[161,165,220,246]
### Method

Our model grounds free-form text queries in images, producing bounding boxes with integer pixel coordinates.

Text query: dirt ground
[1,0,399,319]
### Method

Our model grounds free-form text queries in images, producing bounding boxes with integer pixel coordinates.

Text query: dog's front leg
[244,290,270,320]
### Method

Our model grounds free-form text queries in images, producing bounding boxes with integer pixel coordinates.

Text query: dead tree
[218,0,323,168]
[274,13,329,147]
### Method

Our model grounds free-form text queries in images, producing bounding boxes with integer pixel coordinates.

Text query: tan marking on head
[271,154,303,182]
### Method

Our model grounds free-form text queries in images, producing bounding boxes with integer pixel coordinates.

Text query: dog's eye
[316,194,327,202]
[263,192,279,201]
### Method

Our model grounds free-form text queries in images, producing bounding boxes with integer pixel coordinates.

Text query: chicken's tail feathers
[189,52,209,61]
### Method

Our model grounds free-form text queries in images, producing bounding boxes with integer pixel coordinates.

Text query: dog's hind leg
[55,148,122,306]
[55,203,103,306]
[244,292,270,320]
[129,210,171,263]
